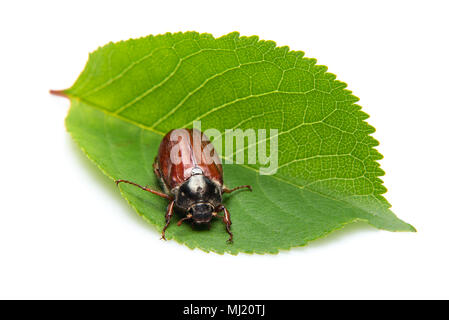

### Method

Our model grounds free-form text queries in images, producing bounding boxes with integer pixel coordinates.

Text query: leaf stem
[49,89,68,98]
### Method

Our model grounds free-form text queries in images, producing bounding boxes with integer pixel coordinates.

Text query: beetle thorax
[174,174,222,211]
[187,174,208,193]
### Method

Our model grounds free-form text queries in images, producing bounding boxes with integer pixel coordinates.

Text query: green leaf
[57,32,415,254]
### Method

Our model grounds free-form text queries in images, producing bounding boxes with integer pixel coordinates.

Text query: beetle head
[188,203,214,224]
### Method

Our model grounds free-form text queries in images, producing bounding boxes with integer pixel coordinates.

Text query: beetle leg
[223,185,252,193]
[161,200,175,240]
[115,179,171,199]
[217,205,233,243]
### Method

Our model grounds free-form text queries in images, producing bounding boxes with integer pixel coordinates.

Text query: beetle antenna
[212,212,224,219]
[177,214,192,226]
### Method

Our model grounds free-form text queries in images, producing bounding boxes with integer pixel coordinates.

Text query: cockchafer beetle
[116,128,252,243]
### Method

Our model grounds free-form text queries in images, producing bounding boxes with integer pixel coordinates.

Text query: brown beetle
[116,128,251,243]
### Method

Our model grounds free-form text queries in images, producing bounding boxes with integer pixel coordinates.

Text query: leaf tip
[397,222,417,233]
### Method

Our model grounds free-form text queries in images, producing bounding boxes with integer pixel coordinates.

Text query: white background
[0,0,448,299]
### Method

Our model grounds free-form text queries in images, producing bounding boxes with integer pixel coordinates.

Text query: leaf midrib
[67,93,379,214]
